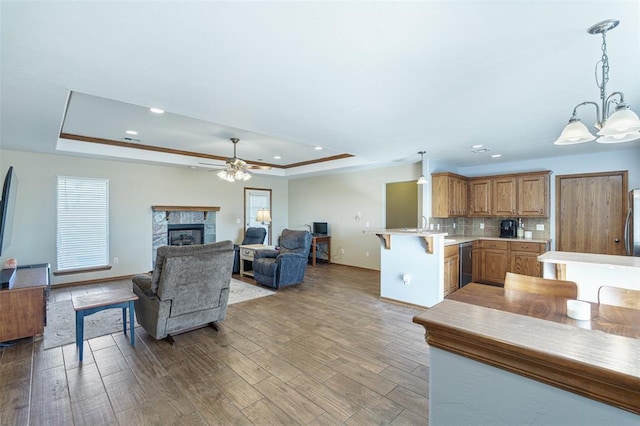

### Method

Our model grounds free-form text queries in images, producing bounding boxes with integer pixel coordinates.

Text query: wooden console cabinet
[0,264,50,342]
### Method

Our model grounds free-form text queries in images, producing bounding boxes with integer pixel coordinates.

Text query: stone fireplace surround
[151,206,219,266]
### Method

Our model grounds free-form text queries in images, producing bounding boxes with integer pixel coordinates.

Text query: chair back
[242,227,267,245]
[279,229,312,256]
[504,272,578,298]
[598,286,640,309]
[153,241,234,314]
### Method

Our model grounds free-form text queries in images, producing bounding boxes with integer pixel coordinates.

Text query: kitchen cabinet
[469,178,492,217]
[478,240,509,285]
[444,244,459,296]
[472,241,481,283]
[493,176,517,216]
[517,173,550,217]
[432,173,468,218]
[510,241,549,277]
[467,171,550,218]
[473,239,549,285]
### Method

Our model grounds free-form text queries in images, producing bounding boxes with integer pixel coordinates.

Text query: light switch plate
[480,223,485,230]
[536,224,544,231]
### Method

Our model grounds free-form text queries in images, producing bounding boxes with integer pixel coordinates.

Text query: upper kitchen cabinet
[493,176,517,216]
[432,172,468,218]
[517,171,550,217]
[469,178,492,216]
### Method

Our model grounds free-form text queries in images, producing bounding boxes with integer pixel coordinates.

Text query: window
[57,176,109,271]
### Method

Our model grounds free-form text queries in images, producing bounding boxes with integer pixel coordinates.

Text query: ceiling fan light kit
[554,19,640,146]
[214,137,268,182]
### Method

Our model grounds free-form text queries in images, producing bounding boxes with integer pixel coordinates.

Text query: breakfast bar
[538,251,640,302]
[413,284,640,424]
[364,229,448,307]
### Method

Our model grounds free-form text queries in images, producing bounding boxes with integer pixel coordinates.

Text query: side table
[72,289,138,361]
[239,244,274,277]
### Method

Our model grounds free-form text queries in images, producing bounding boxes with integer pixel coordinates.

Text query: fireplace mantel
[152,205,221,220]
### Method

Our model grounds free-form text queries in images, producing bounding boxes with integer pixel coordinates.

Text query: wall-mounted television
[313,222,328,235]
[0,166,18,256]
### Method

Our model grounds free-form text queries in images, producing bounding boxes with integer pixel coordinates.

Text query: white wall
[2,146,638,280]
[0,149,288,284]
[288,163,422,270]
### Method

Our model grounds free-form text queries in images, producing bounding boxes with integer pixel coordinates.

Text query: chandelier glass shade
[554,19,640,145]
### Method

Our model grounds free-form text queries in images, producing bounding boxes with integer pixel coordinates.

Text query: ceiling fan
[199,137,271,182]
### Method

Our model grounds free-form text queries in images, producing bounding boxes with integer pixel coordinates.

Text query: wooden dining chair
[504,272,578,298]
[597,286,640,310]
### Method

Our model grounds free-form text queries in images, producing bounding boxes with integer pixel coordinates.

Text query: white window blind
[57,176,109,271]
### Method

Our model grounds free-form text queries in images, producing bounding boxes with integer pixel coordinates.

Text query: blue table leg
[129,300,135,346]
[122,308,127,336]
[76,311,84,361]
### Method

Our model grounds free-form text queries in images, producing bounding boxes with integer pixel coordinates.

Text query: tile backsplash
[431,217,550,240]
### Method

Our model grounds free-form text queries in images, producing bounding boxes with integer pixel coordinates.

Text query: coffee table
[72,289,138,361]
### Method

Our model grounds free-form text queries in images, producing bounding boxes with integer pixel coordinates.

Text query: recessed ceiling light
[274,155,281,160]
[125,130,138,135]
[491,154,502,158]
[472,144,484,149]
[150,107,164,114]
[471,148,490,153]
[314,146,323,151]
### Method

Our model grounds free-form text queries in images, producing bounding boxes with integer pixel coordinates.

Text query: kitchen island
[413,284,640,424]
[364,229,448,307]
[539,251,640,302]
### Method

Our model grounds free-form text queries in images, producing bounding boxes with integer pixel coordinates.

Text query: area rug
[42,278,275,349]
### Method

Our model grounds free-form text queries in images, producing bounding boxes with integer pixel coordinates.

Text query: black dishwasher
[459,242,473,287]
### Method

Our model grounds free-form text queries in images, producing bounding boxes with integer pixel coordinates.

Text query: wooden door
[556,171,627,255]
[481,249,508,285]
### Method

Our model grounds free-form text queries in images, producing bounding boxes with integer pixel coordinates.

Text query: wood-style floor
[0,264,430,425]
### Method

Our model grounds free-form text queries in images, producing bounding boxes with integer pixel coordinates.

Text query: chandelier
[554,19,640,145]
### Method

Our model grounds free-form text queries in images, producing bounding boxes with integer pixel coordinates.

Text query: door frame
[244,187,272,245]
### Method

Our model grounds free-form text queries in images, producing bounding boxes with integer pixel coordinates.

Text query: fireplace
[168,224,205,246]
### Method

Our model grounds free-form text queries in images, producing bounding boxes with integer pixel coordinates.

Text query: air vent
[471,148,490,153]
[122,136,142,143]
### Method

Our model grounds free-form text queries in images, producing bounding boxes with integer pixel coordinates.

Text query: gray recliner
[232,227,267,274]
[131,240,234,343]
[252,229,312,289]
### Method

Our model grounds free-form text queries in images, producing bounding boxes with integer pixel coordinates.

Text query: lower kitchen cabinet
[444,244,459,296]
[472,239,549,285]
[479,240,509,285]
[509,241,549,277]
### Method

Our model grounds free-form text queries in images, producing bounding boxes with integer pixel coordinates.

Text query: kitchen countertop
[443,235,551,246]
[538,251,640,269]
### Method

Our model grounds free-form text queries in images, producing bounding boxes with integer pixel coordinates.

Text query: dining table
[413,283,640,420]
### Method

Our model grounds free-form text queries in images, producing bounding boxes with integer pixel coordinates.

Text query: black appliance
[459,242,473,288]
[500,219,517,238]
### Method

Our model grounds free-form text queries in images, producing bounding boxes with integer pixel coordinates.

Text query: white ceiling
[1,1,639,177]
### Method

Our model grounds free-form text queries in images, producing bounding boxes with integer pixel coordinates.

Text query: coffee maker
[500,219,517,238]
